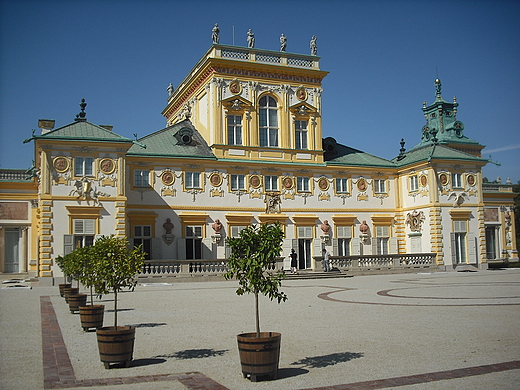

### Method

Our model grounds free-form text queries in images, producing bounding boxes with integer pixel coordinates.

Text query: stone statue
[310,35,317,55]
[167,83,174,97]
[163,218,174,234]
[280,34,287,52]
[359,220,369,234]
[212,219,223,234]
[321,220,331,234]
[247,29,255,48]
[265,193,281,214]
[212,23,220,44]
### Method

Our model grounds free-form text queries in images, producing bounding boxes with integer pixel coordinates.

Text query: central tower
[162,44,329,165]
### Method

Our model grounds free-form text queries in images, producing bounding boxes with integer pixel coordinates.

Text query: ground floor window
[485,225,499,260]
[186,225,202,260]
[73,219,95,249]
[452,220,467,264]
[133,225,151,260]
[336,226,351,256]
[374,226,389,255]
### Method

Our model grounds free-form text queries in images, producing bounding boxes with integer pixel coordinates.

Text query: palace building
[0,41,517,283]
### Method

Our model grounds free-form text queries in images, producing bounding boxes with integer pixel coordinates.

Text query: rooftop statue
[247,29,255,48]
[310,35,317,55]
[212,23,220,44]
[280,33,287,52]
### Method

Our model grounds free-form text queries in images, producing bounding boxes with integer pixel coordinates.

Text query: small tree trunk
[114,290,118,329]
[255,291,260,337]
[89,286,94,306]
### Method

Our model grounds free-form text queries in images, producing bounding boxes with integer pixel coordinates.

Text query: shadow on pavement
[155,348,229,360]
[291,351,364,368]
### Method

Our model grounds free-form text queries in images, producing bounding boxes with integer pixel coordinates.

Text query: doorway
[4,228,20,273]
[298,239,312,269]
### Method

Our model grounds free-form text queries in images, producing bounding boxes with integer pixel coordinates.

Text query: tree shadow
[105,308,134,313]
[276,367,309,379]
[154,348,229,360]
[291,351,364,368]
[130,357,167,367]
[126,322,168,328]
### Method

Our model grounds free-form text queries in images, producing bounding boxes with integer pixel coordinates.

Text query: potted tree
[65,246,89,313]
[224,222,287,382]
[92,235,145,369]
[54,254,72,297]
[76,246,105,331]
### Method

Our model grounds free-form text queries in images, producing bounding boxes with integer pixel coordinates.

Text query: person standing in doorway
[322,248,331,272]
[290,248,298,274]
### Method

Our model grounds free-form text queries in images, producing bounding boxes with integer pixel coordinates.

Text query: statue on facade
[163,218,174,234]
[265,193,281,214]
[212,219,223,234]
[359,220,369,234]
[247,29,255,48]
[280,34,287,52]
[212,23,220,44]
[310,35,317,56]
[69,177,108,205]
[167,83,174,97]
[320,220,331,234]
[405,210,425,232]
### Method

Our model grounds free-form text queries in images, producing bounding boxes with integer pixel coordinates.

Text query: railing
[316,253,437,272]
[138,257,285,280]
[0,169,31,181]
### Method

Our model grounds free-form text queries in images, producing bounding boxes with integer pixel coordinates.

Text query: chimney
[38,119,55,134]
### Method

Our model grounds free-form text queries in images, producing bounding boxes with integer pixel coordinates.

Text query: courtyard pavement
[1,269,519,389]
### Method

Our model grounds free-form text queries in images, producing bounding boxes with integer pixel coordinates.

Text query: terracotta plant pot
[237,332,281,382]
[63,287,79,303]
[79,304,104,331]
[58,283,72,297]
[68,293,87,313]
[96,326,135,369]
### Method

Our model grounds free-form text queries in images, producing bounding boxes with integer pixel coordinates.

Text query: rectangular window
[264,175,278,191]
[297,226,313,238]
[230,225,246,238]
[295,120,308,150]
[297,177,310,192]
[185,172,201,189]
[336,178,349,193]
[231,174,245,191]
[134,225,151,260]
[227,115,243,145]
[452,220,466,264]
[134,170,150,187]
[374,179,386,194]
[410,175,418,192]
[185,225,202,260]
[452,173,462,188]
[337,226,352,256]
[375,225,390,255]
[73,219,95,248]
[75,157,94,176]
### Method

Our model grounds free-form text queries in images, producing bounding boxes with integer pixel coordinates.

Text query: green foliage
[224,222,287,335]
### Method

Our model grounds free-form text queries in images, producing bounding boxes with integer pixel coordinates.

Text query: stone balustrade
[317,253,437,272]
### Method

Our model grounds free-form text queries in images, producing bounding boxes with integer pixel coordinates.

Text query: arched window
[259,96,278,147]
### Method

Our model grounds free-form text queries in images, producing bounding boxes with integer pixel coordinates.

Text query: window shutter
[177,238,186,260]
[450,233,457,264]
[84,219,95,234]
[313,238,322,258]
[282,239,293,270]
[74,219,83,234]
[202,238,212,259]
[389,237,398,254]
[371,240,378,255]
[351,238,360,255]
[468,233,476,264]
[152,237,162,260]
[332,238,339,256]
[63,235,74,255]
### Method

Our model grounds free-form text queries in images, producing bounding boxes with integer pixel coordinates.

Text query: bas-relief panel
[484,208,499,222]
[0,202,28,220]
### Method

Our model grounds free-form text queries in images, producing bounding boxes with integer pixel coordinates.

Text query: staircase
[285,270,351,280]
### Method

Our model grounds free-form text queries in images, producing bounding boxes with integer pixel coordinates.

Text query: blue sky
[1,0,519,183]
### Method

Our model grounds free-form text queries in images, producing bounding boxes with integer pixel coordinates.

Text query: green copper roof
[32,121,133,143]
[127,120,216,159]
[392,143,487,167]
[323,138,395,168]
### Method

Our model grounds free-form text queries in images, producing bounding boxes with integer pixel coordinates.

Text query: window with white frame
[259,96,278,147]
[337,226,351,256]
[374,179,386,194]
[185,225,203,260]
[230,174,246,191]
[264,175,278,191]
[452,173,463,188]
[297,177,310,192]
[375,225,390,255]
[295,120,308,149]
[134,170,150,187]
[133,225,151,260]
[73,219,95,248]
[297,226,313,239]
[227,115,243,145]
[230,225,247,238]
[75,157,94,176]
[185,171,201,189]
[336,178,349,193]
[452,220,467,263]
[410,175,418,192]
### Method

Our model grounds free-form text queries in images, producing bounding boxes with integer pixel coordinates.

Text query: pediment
[289,101,318,117]
[222,96,253,112]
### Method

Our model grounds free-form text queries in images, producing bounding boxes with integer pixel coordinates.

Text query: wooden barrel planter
[63,287,79,303]
[79,305,104,331]
[237,332,281,382]
[96,326,135,369]
[68,294,87,313]
[58,283,72,297]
